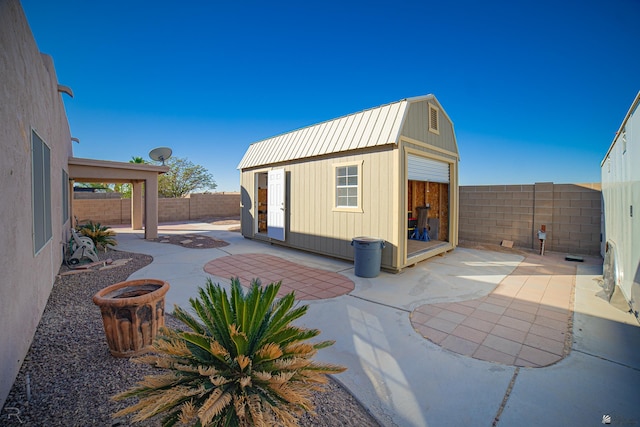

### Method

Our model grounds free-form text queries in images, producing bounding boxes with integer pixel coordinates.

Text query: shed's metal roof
[238,95,435,170]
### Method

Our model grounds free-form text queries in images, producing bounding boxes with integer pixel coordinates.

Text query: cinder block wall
[158,198,190,222]
[189,193,241,218]
[459,184,535,247]
[551,183,601,254]
[74,199,126,224]
[73,192,122,199]
[459,182,601,255]
[73,192,240,225]
[120,199,131,223]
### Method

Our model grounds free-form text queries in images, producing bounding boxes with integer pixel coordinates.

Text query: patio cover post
[131,180,143,230]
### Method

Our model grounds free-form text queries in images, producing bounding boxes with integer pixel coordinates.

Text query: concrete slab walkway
[112,222,640,427]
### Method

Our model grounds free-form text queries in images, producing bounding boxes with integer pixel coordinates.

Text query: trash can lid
[352,236,383,243]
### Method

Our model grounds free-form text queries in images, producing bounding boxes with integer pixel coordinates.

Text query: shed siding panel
[244,149,396,267]
[401,100,457,154]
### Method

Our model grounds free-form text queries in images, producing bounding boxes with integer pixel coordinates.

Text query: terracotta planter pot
[93,279,170,358]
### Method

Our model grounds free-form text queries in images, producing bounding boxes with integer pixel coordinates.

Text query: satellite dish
[149,147,173,165]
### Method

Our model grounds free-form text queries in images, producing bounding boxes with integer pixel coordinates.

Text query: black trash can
[351,237,385,278]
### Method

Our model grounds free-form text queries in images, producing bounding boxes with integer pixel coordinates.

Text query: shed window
[32,130,52,254]
[335,165,359,208]
[428,103,439,135]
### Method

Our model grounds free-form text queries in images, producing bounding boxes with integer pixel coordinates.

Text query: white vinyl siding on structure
[32,130,52,254]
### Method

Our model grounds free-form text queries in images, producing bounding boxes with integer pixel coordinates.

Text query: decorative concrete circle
[204,253,354,300]
[410,252,576,368]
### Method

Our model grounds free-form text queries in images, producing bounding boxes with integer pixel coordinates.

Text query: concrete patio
[113,221,640,427]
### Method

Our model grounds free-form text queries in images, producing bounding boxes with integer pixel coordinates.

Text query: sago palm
[113,278,346,426]
[77,221,117,249]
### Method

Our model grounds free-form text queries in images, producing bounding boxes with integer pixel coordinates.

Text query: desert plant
[77,221,117,249]
[112,278,346,426]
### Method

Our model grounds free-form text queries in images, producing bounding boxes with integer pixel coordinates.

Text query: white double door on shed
[257,169,286,241]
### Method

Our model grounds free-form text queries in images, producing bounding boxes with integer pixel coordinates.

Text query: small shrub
[77,221,117,249]
[113,278,346,426]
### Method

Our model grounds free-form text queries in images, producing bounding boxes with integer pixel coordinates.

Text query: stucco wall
[73,193,241,224]
[459,182,602,255]
[0,0,73,408]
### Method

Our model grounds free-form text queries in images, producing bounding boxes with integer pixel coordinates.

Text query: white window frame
[333,161,363,212]
[428,103,440,135]
[32,129,52,254]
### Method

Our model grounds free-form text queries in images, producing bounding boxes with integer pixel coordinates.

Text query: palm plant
[77,221,117,249]
[130,156,147,164]
[113,278,346,426]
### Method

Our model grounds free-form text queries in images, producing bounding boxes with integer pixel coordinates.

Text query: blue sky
[22,0,639,192]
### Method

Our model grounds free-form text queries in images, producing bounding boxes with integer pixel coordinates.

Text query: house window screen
[336,165,358,207]
[32,130,52,254]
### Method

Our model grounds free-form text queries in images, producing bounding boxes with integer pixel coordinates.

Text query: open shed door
[407,154,451,249]
[267,169,285,241]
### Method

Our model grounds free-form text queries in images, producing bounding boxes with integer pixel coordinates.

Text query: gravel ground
[1,248,379,427]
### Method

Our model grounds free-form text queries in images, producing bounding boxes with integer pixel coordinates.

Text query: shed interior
[257,172,268,233]
[407,180,449,255]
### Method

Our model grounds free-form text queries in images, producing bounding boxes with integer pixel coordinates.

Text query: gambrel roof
[237,94,438,170]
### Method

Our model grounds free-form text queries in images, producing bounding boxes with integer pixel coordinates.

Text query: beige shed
[238,94,460,272]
